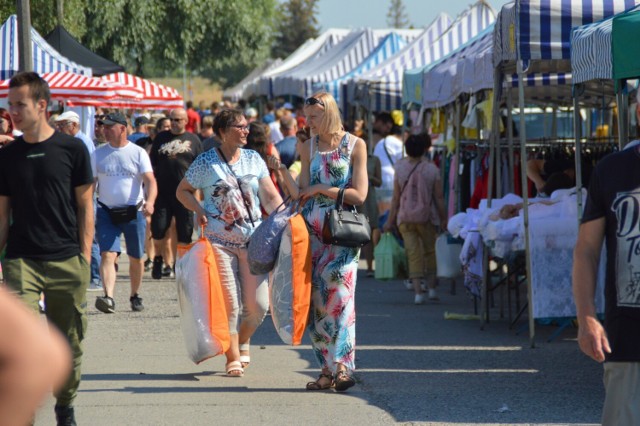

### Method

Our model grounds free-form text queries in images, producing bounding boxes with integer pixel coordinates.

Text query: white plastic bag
[436,234,463,278]
[175,237,229,364]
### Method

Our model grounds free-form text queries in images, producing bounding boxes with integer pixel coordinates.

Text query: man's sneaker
[130,294,144,312]
[151,256,163,279]
[88,280,103,292]
[95,296,115,314]
[144,258,152,272]
[54,404,76,426]
[162,265,173,277]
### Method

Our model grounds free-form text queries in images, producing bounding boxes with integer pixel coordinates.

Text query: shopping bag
[175,235,230,364]
[269,214,312,345]
[436,234,463,278]
[374,232,408,281]
[248,199,296,275]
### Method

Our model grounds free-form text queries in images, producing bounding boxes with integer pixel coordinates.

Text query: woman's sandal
[305,373,333,390]
[239,355,251,369]
[225,361,244,377]
[334,370,355,392]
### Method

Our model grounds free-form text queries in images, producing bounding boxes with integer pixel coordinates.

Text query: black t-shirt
[582,147,640,362]
[0,132,93,260]
[135,135,153,152]
[149,131,202,197]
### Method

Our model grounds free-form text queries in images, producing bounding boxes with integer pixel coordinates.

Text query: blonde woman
[298,92,368,391]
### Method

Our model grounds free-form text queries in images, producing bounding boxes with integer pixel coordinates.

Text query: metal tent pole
[573,86,584,220]
[506,88,515,194]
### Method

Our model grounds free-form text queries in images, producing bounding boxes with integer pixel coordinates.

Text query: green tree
[386,0,410,29]
[272,0,320,60]
[0,0,87,39]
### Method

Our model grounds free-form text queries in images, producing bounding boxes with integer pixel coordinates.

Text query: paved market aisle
[35,258,603,425]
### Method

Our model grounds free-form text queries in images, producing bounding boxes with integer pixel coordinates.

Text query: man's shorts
[151,194,194,244]
[96,206,146,259]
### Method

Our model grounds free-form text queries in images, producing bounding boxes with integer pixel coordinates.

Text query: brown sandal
[334,370,355,392]
[305,373,333,390]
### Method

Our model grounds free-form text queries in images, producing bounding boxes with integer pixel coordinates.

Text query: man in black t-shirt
[0,72,94,425]
[149,108,202,279]
[574,147,640,425]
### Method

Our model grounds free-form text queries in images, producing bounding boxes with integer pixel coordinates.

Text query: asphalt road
[33,258,603,426]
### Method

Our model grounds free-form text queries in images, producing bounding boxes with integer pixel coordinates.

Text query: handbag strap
[382,138,395,166]
[400,161,422,197]
[217,148,255,227]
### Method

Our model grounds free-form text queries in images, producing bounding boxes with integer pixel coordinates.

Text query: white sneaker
[404,280,413,290]
[414,293,425,305]
[428,289,439,301]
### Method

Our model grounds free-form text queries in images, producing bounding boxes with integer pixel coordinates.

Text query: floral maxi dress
[302,133,359,373]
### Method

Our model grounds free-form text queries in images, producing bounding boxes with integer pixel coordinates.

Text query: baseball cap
[134,116,150,127]
[244,107,258,118]
[282,102,294,110]
[98,112,127,126]
[55,111,80,124]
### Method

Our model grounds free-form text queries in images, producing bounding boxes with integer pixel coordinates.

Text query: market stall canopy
[318,31,411,112]
[246,28,351,99]
[45,25,124,77]
[611,5,640,80]
[101,72,183,109]
[224,59,282,102]
[421,25,494,109]
[0,15,91,80]
[270,28,420,99]
[401,1,496,107]
[346,12,452,112]
[0,71,141,106]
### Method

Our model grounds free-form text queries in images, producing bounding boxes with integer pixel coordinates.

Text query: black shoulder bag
[322,188,371,248]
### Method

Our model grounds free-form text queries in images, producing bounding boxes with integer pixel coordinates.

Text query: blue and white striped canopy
[421,26,495,108]
[401,2,496,107]
[494,0,639,69]
[245,29,350,99]
[0,15,91,80]
[571,3,640,84]
[317,32,410,112]
[346,13,453,111]
[271,28,420,99]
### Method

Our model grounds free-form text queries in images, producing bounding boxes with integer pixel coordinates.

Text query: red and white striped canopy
[101,72,183,109]
[0,71,143,106]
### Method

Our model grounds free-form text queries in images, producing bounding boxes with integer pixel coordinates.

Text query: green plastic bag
[374,232,408,281]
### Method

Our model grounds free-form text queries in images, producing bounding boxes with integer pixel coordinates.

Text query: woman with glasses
[0,108,14,147]
[298,92,368,391]
[176,109,283,377]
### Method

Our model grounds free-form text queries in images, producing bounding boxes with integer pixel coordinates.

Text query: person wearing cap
[149,108,203,280]
[0,71,94,425]
[128,115,150,144]
[54,110,95,156]
[92,112,157,314]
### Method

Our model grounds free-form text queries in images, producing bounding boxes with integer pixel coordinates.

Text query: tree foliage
[0,0,277,87]
[386,0,410,29]
[272,0,320,60]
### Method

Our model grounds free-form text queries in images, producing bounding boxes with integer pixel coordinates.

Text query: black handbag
[98,200,142,224]
[322,188,371,247]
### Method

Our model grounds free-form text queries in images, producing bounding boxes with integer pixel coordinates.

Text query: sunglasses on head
[305,97,325,108]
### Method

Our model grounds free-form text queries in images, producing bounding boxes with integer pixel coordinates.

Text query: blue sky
[315,0,512,30]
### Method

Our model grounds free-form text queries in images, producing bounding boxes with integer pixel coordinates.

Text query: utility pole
[57,0,64,26]
[17,0,33,72]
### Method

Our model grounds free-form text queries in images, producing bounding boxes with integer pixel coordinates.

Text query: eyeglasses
[305,97,325,108]
[230,124,250,132]
[94,115,106,120]
[170,118,184,122]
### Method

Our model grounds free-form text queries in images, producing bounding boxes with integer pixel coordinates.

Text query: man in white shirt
[372,111,403,213]
[92,112,157,314]
[54,111,95,155]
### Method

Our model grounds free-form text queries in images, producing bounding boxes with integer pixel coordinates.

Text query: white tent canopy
[245,29,350,99]
[224,59,282,102]
[270,28,420,99]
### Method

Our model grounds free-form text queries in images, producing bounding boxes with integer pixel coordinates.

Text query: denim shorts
[96,206,146,259]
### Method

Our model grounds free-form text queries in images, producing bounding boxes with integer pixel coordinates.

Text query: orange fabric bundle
[269,214,312,345]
